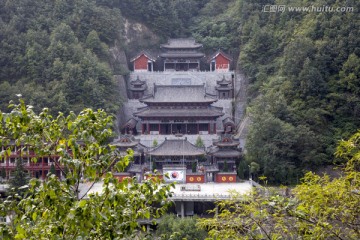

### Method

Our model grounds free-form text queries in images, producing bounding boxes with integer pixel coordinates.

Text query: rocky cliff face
[123,19,160,46]
[110,18,161,131]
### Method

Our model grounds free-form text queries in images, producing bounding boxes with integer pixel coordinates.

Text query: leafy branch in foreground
[0,99,173,239]
[198,130,360,239]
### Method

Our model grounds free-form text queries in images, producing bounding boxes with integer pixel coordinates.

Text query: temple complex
[159,38,204,71]
[134,85,223,135]
[117,38,242,187]
[0,142,63,180]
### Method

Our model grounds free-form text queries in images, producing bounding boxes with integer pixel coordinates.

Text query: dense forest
[0,0,123,114]
[238,0,360,183]
[1,0,359,184]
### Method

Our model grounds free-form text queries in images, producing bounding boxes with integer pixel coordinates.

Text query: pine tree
[192,161,197,173]
[0,167,6,181]
[9,158,29,195]
[49,163,56,176]
[223,160,229,172]
[195,136,204,148]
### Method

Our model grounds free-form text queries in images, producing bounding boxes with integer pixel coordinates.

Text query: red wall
[215,54,230,70]
[186,174,205,183]
[216,173,237,183]
[134,54,149,70]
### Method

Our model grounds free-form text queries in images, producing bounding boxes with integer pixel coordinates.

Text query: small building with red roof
[130,51,156,72]
[209,50,233,72]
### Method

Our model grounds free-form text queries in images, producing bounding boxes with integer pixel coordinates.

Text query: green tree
[0,167,6,180]
[0,99,173,239]
[152,138,158,147]
[49,163,56,176]
[156,214,208,240]
[8,158,29,195]
[223,160,229,172]
[195,136,204,148]
[192,161,197,173]
[198,129,360,239]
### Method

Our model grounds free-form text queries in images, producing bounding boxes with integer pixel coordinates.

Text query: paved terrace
[171,182,252,201]
[79,181,253,202]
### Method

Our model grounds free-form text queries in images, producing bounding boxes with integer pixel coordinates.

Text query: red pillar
[41,157,45,179]
[208,123,210,134]
[147,123,149,134]
[158,124,161,134]
[142,124,144,134]
[214,123,216,134]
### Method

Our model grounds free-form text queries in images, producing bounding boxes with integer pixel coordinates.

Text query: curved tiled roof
[148,138,205,157]
[112,134,139,148]
[140,85,217,103]
[134,107,224,118]
[160,38,202,49]
[160,52,205,58]
[212,149,241,158]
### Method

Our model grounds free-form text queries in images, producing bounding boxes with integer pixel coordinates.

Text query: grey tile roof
[134,107,224,118]
[213,149,241,158]
[129,77,147,91]
[112,134,139,148]
[141,85,217,103]
[213,133,239,147]
[130,50,156,62]
[160,38,202,49]
[160,52,205,58]
[217,76,232,85]
[131,76,146,86]
[222,117,235,126]
[148,138,205,156]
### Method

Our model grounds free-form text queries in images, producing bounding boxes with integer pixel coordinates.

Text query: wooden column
[214,123,216,134]
[158,124,161,134]
[181,201,185,218]
[41,157,45,179]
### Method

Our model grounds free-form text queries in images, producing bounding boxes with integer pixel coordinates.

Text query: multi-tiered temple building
[134,85,223,135]
[118,38,242,184]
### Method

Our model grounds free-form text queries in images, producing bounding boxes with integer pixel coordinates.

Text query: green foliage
[9,158,29,195]
[152,139,158,147]
[49,163,56,176]
[0,168,6,180]
[241,0,360,183]
[198,129,360,239]
[0,0,123,115]
[0,99,173,239]
[156,214,208,240]
[191,0,241,54]
[195,136,204,148]
[192,161,197,173]
[223,160,229,172]
[237,160,247,179]
[117,0,207,38]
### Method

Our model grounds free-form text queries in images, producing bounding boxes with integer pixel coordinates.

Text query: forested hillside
[0,0,359,184]
[0,0,123,114]
[238,0,360,183]
[119,0,360,183]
